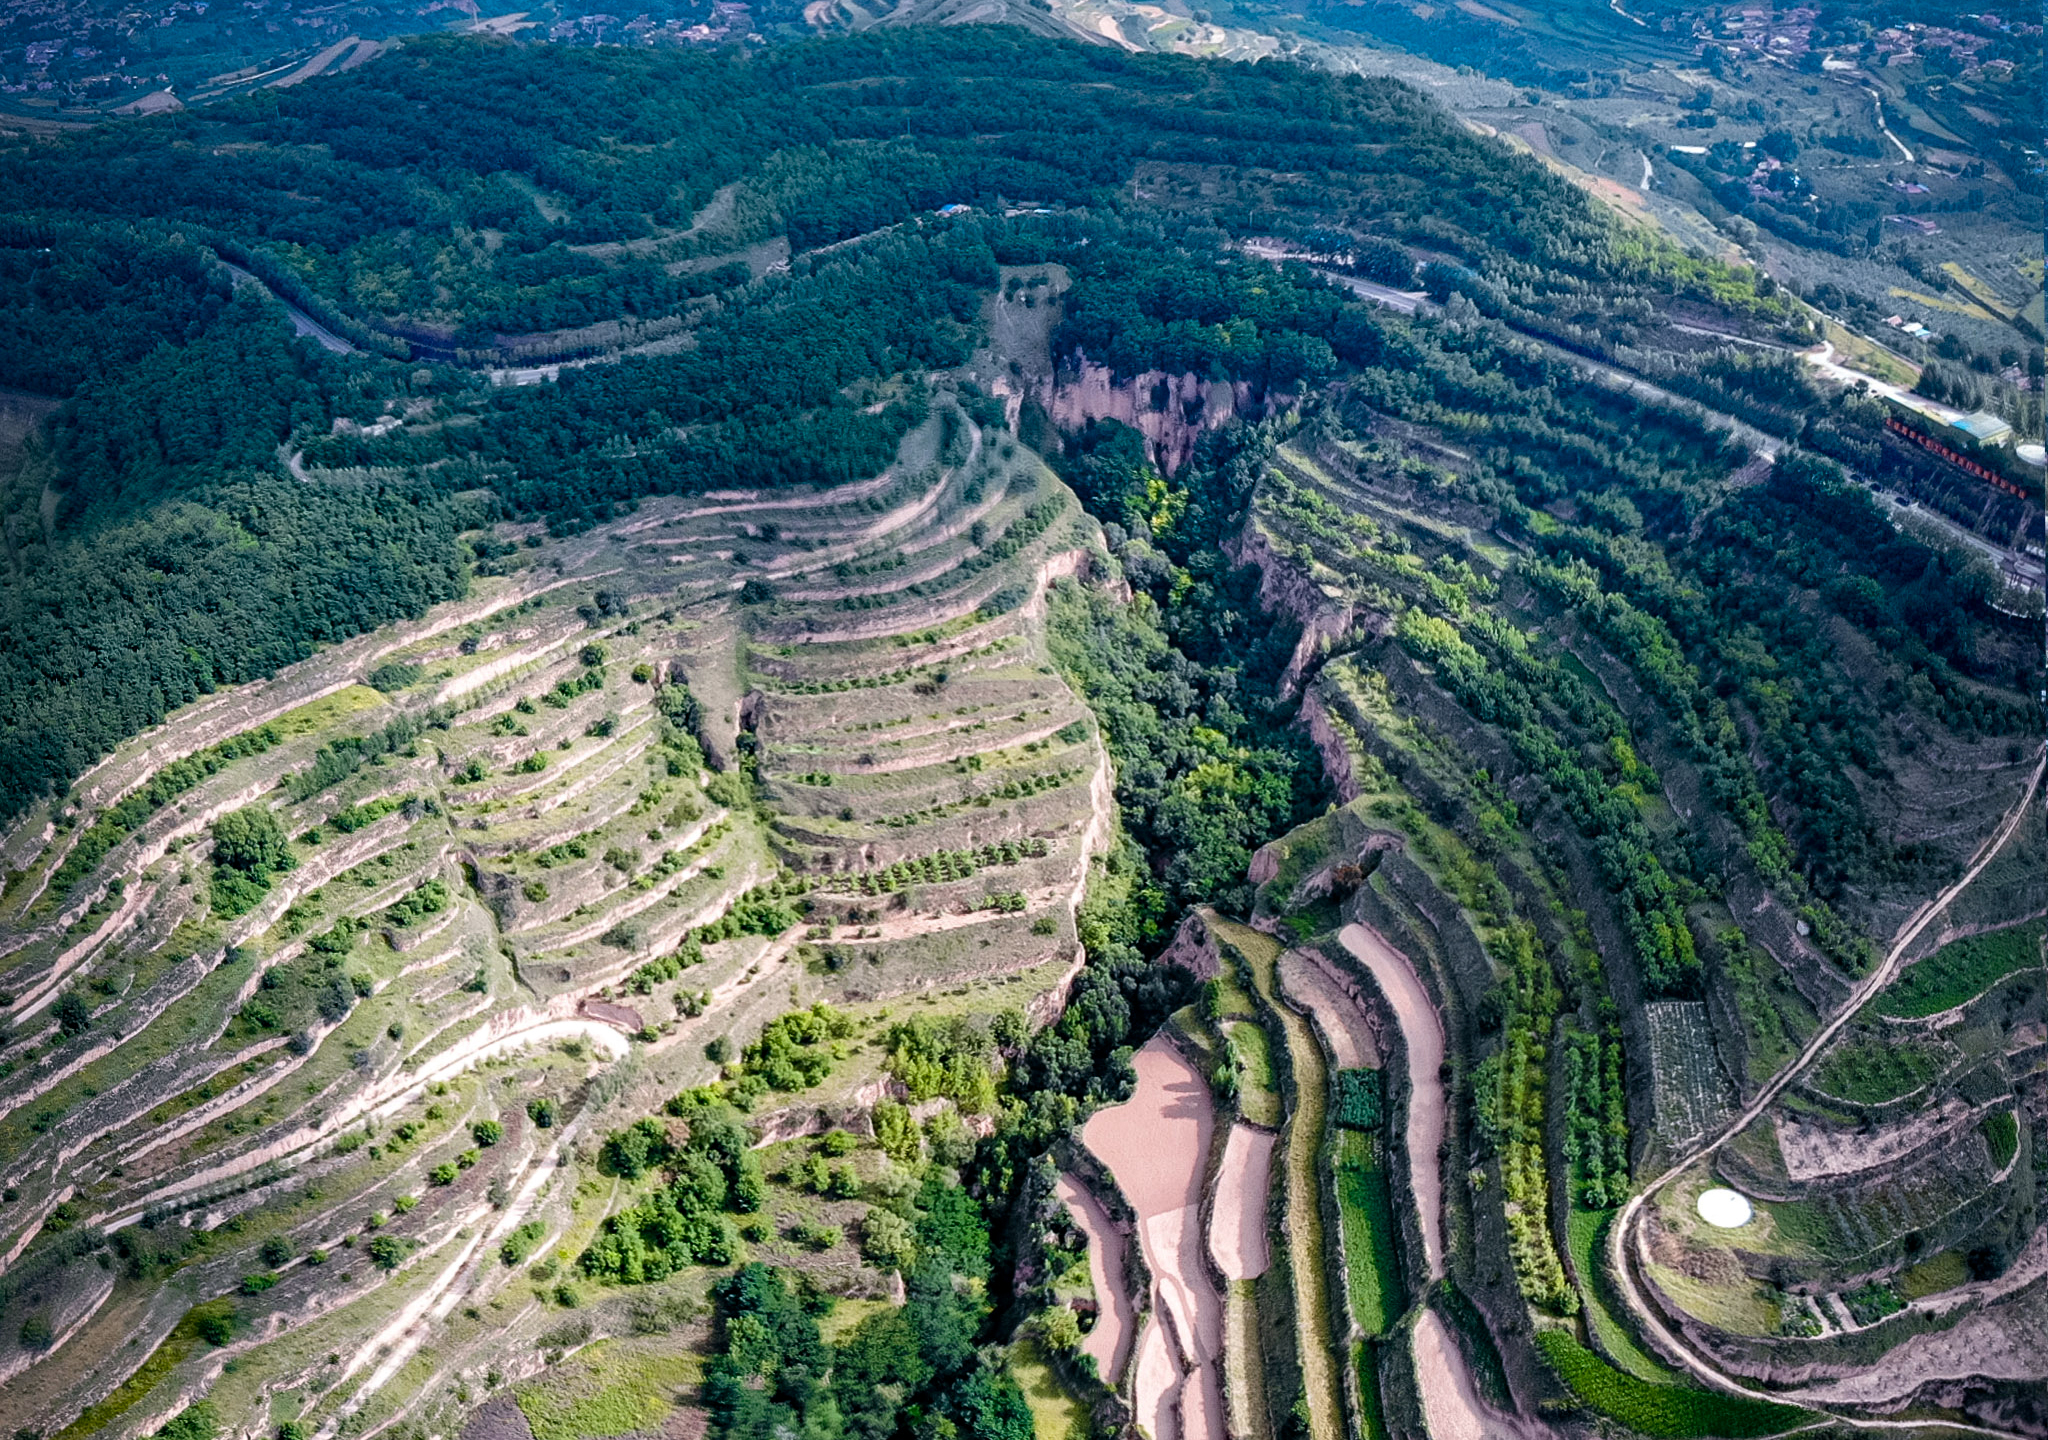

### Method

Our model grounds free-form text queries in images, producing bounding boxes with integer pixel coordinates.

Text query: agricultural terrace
[0,415,1118,1440]
[1205,915,1345,1440]
[1160,952,1280,1440]
[1876,919,2046,1019]
[1080,1036,1225,1440]
[1054,1172,1136,1385]
[1644,1003,1736,1154]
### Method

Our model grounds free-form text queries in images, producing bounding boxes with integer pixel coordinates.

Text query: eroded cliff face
[1224,518,1390,700]
[993,361,1262,475]
[1300,686,1365,804]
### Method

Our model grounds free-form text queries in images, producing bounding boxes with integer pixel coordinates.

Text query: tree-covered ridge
[0,28,1714,348]
[0,25,1817,825]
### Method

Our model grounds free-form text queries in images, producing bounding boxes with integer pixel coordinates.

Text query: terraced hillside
[1135,380,2046,1440]
[0,402,1116,1440]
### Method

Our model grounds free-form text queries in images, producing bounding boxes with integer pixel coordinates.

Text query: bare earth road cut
[1057,1172,1138,1385]
[1337,922,1446,1279]
[1083,1036,1227,1440]
[1210,1123,1276,1280]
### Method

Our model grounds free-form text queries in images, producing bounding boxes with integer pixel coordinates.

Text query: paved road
[217,258,358,355]
[1606,749,2047,1435]
[1320,271,1428,316]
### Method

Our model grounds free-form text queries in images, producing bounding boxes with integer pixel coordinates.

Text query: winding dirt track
[1607,749,2046,1434]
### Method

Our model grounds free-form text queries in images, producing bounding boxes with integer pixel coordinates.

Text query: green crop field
[1334,1130,1401,1336]
[1983,1109,2020,1169]
[1877,921,2046,1018]
[1565,1209,1677,1383]
[1811,1036,1946,1105]
[1535,1333,1812,1438]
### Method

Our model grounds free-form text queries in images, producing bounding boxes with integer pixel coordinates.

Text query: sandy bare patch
[1279,948,1379,1069]
[1411,1310,1490,1440]
[1083,1037,1225,1440]
[1057,1173,1136,1383]
[1338,923,1446,1279]
[1208,1123,1274,1281]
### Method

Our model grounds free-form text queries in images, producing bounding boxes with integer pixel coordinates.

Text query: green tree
[159,1405,220,1440]
[210,805,293,877]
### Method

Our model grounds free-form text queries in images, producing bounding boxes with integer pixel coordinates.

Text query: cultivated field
[1081,1037,1225,1440]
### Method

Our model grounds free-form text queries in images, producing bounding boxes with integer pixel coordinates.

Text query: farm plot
[1082,1036,1226,1440]
[1209,915,1343,1440]
[1336,922,1446,1280]
[1644,1003,1735,1152]
[1809,1032,1953,1107]
[1534,1332,1812,1439]
[1224,1020,1283,1128]
[1210,1122,1276,1281]
[1332,1130,1400,1336]
[1876,919,2046,1018]
[1056,1172,1137,1385]
[1774,1159,1996,1268]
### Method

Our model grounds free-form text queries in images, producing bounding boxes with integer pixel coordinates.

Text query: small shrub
[367,662,423,692]
[792,1221,842,1252]
[160,1404,221,1440]
[53,991,91,1036]
[501,1222,546,1266]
